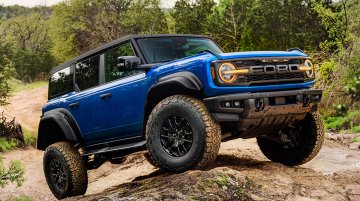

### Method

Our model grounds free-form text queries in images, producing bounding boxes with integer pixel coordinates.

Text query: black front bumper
[203,89,322,137]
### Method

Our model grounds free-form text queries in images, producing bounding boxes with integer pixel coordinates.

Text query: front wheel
[43,142,88,199]
[146,95,221,172]
[257,112,324,166]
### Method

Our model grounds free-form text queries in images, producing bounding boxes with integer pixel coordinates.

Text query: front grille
[243,72,306,83]
[214,57,314,86]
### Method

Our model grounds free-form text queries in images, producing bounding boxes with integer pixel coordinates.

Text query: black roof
[50,34,209,74]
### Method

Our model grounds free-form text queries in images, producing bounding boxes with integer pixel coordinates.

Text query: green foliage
[0,138,18,152]
[344,76,360,105]
[171,0,215,35]
[215,175,229,187]
[1,11,56,83]
[314,2,347,52]
[323,110,360,131]
[319,59,337,83]
[49,0,167,63]
[0,38,14,105]
[0,156,25,188]
[124,0,167,34]
[352,137,360,143]
[6,196,34,201]
[351,126,360,133]
[23,128,37,147]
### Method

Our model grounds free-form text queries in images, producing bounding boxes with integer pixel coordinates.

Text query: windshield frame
[133,36,224,64]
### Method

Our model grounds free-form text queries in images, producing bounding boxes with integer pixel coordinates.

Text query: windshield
[137,37,223,64]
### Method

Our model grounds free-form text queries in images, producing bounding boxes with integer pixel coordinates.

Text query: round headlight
[218,62,237,83]
[304,59,314,78]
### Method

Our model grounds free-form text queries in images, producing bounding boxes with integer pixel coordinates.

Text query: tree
[172,0,215,34]
[49,0,167,62]
[123,0,167,34]
[205,0,253,51]
[0,32,13,105]
[2,11,56,82]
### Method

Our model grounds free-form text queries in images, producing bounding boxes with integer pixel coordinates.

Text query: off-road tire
[43,142,88,199]
[146,95,221,172]
[257,112,324,166]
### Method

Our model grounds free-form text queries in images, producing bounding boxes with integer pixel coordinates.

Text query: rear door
[66,54,103,144]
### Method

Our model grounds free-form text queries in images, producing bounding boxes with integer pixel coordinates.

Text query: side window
[105,42,141,83]
[75,55,100,91]
[49,67,73,99]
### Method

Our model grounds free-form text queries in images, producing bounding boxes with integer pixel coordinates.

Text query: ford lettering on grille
[249,64,300,74]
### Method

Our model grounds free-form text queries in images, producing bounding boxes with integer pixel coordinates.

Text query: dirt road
[0,86,359,200]
[0,85,48,131]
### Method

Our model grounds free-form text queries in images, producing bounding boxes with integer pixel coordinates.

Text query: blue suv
[37,34,324,199]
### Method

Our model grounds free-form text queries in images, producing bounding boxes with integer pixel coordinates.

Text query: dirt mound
[65,138,360,201]
[71,167,254,201]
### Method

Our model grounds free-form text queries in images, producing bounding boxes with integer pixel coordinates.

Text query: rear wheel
[43,142,88,199]
[257,112,324,166]
[146,95,221,172]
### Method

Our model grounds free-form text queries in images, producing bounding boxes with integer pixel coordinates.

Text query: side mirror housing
[117,56,141,70]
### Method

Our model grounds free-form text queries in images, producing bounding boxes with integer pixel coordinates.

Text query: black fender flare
[153,71,203,91]
[144,71,203,129]
[37,108,82,150]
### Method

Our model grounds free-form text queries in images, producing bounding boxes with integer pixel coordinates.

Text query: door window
[75,55,100,91]
[105,42,141,83]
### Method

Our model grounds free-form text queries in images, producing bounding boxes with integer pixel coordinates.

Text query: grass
[352,138,360,143]
[0,137,18,152]
[8,79,47,94]
[323,109,360,132]
[215,175,230,187]
[22,128,37,147]
[6,196,34,201]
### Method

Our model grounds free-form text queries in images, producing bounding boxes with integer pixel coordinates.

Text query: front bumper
[203,89,322,137]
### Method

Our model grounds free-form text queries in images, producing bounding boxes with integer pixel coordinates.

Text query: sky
[0,0,177,8]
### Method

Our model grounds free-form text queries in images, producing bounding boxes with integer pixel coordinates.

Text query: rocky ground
[1,137,359,201]
[0,86,359,201]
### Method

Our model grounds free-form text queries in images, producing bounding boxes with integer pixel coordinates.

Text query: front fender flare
[154,71,203,91]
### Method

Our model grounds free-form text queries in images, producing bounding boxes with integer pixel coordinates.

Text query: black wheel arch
[144,71,204,133]
[37,109,82,150]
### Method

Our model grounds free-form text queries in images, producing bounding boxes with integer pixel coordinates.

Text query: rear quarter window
[49,67,73,99]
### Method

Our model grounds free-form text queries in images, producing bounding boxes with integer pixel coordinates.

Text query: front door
[90,42,148,144]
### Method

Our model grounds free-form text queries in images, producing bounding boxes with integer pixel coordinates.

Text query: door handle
[69,102,80,108]
[100,93,112,100]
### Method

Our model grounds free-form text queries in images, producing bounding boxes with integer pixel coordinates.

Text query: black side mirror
[117,56,141,70]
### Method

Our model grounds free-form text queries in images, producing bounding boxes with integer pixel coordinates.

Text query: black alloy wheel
[49,159,68,191]
[160,115,193,157]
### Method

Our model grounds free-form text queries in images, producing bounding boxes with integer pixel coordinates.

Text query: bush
[0,156,25,188]
[323,110,360,132]
[0,111,24,148]
[319,59,337,84]
[23,128,36,147]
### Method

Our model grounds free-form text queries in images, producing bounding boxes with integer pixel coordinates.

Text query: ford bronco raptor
[38,34,324,199]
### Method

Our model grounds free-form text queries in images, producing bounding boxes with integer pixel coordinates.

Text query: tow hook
[255,99,265,112]
[303,95,311,107]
